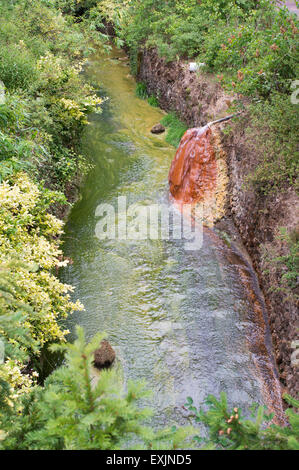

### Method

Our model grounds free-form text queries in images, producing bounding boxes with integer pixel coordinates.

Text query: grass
[160,112,188,147]
[147,95,159,107]
[136,82,160,107]
[135,81,148,99]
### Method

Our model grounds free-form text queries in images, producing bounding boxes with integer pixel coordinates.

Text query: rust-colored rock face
[168,126,217,205]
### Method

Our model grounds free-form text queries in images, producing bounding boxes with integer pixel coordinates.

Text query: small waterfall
[168,123,229,227]
[168,126,217,205]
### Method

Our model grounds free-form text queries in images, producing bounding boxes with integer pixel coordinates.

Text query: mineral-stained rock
[94,340,116,369]
[168,126,217,204]
[151,123,165,134]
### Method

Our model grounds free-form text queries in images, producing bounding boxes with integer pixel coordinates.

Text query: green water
[60,48,282,427]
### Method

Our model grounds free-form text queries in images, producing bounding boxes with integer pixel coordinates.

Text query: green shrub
[0,45,37,91]
[59,1,299,101]
[0,172,83,402]
[185,393,299,450]
[111,0,299,100]
[0,0,103,409]
[0,260,40,365]
[274,227,299,291]
[245,93,299,194]
[54,0,98,16]
[0,0,103,190]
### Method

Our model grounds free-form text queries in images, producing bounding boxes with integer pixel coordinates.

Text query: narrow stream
[60,48,283,427]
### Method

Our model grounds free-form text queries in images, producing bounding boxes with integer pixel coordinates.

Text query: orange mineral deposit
[168,126,217,205]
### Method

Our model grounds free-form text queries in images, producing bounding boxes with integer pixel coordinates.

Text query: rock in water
[94,340,116,369]
[151,123,165,134]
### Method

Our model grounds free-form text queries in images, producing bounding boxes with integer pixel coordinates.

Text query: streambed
[60,48,283,427]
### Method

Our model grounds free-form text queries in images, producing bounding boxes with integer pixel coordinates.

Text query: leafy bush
[0,0,103,191]
[204,6,299,99]
[0,174,82,344]
[54,0,98,16]
[0,260,40,364]
[274,228,299,291]
[0,175,85,412]
[0,45,37,91]
[244,93,299,194]
[261,226,299,301]
[160,112,187,147]
[0,0,105,418]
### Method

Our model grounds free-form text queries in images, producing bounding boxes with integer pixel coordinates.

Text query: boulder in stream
[151,123,165,134]
[94,340,116,370]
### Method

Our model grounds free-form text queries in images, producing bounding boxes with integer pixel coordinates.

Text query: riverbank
[0,0,104,392]
[136,47,298,400]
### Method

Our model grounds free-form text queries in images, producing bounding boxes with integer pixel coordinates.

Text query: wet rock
[94,340,116,370]
[151,123,165,134]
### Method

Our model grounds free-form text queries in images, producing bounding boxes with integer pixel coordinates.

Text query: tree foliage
[0,327,195,450]
[0,174,84,401]
[0,0,103,187]
[185,393,299,450]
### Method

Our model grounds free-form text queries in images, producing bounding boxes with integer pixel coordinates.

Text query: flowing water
[60,48,284,427]
[168,126,217,204]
